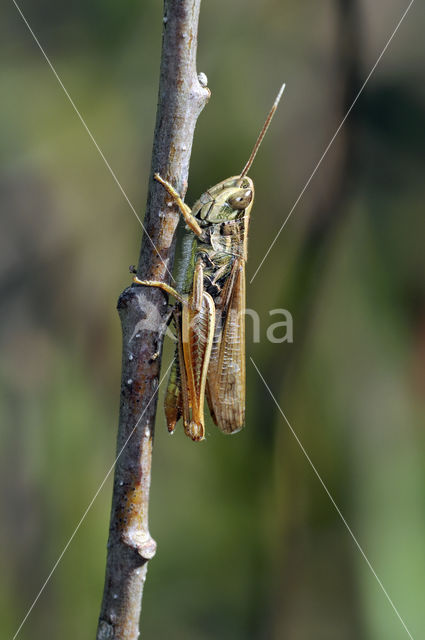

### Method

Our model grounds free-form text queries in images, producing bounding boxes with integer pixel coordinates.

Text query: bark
[96,2,209,638]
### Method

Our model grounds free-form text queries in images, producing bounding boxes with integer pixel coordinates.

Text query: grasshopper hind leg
[164,348,182,433]
[164,307,191,435]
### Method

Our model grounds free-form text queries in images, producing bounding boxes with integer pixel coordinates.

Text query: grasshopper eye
[227,189,252,210]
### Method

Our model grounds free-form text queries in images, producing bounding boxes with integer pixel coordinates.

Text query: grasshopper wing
[206,258,245,433]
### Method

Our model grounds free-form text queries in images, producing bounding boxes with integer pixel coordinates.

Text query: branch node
[197,71,208,87]
[121,530,157,560]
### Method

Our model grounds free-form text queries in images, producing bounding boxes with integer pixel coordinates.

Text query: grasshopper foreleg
[154,173,204,238]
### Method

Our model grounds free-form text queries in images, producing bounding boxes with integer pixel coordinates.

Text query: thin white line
[12,0,175,283]
[12,358,174,640]
[250,356,415,640]
[250,0,415,284]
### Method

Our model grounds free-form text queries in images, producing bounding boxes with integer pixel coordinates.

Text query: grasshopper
[134,84,285,441]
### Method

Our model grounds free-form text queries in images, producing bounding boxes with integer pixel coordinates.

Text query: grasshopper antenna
[240,83,286,178]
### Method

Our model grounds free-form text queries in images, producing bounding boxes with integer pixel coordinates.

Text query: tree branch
[96,2,209,638]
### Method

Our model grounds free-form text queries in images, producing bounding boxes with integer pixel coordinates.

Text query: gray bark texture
[96,2,209,638]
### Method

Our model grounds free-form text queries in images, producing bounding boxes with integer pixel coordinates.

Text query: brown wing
[206,258,245,433]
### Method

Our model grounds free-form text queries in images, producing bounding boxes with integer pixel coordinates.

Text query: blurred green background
[1,0,424,638]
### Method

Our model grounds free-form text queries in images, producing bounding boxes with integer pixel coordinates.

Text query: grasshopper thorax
[192,176,254,225]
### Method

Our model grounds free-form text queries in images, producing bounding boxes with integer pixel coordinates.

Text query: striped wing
[206,258,245,433]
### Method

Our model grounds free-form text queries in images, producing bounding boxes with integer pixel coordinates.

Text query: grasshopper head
[193,176,254,224]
